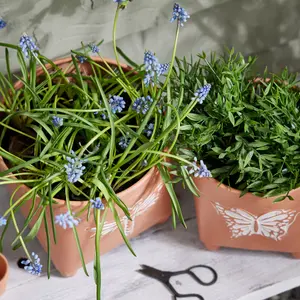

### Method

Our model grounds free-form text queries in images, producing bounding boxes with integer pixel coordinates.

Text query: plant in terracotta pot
[0,2,197,298]
[173,49,300,257]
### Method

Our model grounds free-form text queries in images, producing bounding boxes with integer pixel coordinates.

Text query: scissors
[137,264,218,300]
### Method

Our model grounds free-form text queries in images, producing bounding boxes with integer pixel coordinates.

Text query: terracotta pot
[0,57,172,276]
[194,177,300,258]
[0,253,8,296]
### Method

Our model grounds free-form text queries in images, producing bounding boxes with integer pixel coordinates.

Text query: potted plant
[174,49,300,257]
[0,1,197,298]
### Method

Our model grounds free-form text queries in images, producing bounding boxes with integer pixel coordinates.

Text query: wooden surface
[1,185,300,300]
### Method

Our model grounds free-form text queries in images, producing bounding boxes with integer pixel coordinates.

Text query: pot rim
[2,56,155,207]
[197,177,298,198]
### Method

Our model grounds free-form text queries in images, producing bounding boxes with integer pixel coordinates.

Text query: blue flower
[113,0,126,3]
[101,113,107,120]
[187,157,212,178]
[158,63,170,76]
[119,134,131,150]
[132,96,153,115]
[143,73,152,86]
[55,211,80,229]
[21,252,42,276]
[109,95,126,114]
[144,50,160,73]
[89,43,99,53]
[77,55,87,63]
[142,159,148,167]
[0,19,6,29]
[19,34,39,58]
[90,197,105,210]
[52,116,63,127]
[143,51,170,86]
[170,3,190,27]
[192,84,211,104]
[0,216,6,227]
[64,150,86,183]
[144,123,154,137]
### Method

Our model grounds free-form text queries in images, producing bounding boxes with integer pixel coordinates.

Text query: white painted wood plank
[0,185,299,300]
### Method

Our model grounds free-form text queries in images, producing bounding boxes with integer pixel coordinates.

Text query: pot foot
[203,243,220,251]
[58,270,78,277]
[292,252,300,259]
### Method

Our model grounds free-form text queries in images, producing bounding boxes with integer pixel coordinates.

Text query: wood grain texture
[1,185,300,299]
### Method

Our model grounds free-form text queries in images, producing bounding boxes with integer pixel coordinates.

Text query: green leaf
[244,167,261,173]
[247,181,262,189]
[243,150,254,167]
[228,112,235,125]
[273,196,286,203]
[12,207,46,250]
[287,145,299,152]
[274,177,289,184]
[248,141,269,148]
[262,183,279,190]
[212,147,223,154]
[43,213,51,279]
[264,83,272,96]
[107,200,136,256]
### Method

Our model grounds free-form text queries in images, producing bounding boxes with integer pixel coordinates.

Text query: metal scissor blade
[137,264,168,282]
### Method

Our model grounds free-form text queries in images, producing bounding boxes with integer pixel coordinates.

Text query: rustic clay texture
[194,177,300,257]
[0,253,8,296]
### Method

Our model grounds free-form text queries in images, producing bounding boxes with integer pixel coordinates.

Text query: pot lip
[0,253,8,282]
[198,177,298,198]
[37,55,131,74]
[0,152,157,208]
[3,55,155,207]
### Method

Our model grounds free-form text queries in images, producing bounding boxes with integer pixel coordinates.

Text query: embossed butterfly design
[87,183,164,238]
[213,202,299,241]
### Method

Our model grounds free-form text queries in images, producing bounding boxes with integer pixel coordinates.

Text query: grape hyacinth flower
[187,157,212,178]
[170,3,190,27]
[143,73,152,86]
[0,216,6,226]
[143,51,170,86]
[0,19,6,29]
[21,252,42,276]
[192,84,211,104]
[55,211,80,229]
[144,123,154,137]
[64,150,86,183]
[119,134,131,150]
[144,50,160,73]
[132,96,153,115]
[158,63,170,76]
[52,116,63,127]
[19,33,39,58]
[109,95,126,114]
[89,43,99,53]
[90,197,105,210]
[77,55,87,63]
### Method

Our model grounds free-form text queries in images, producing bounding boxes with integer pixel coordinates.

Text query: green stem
[113,7,131,86]
[161,23,180,91]
[9,188,31,259]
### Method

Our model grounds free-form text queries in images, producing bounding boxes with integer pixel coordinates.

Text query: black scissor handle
[173,294,204,300]
[166,281,204,300]
[186,265,218,286]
